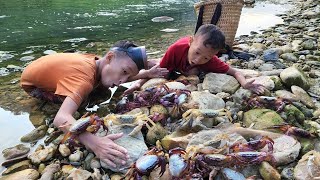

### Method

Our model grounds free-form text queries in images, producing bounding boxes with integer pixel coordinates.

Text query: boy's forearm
[234,71,247,87]
[128,69,149,81]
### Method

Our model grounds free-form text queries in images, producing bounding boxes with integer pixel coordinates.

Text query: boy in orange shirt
[125,25,265,95]
[21,40,168,168]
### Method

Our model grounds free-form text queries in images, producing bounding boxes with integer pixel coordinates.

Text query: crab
[230,136,274,153]
[160,89,192,118]
[266,123,316,138]
[60,113,107,150]
[243,95,290,112]
[123,147,166,180]
[178,109,231,132]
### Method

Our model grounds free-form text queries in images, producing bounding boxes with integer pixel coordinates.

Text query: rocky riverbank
[1,0,320,179]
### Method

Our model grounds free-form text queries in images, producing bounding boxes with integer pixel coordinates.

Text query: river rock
[58,144,71,157]
[84,153,94,170]
[165,81,186,90]
[292,40,302,51]
[248,59,264,69]
[202,73,240,94]
[2,144,30,160]
[281,167,294,180]
[141,78,167,90]
[275,90,298,101]
[294,150,320,180]
[263,48,279,61]
[232,88,252,105]
[6,65,23,72]
[161,131,194,150]
[301,39,316,50]
[243,109,285,130]
[280,67,310,90]
[2,160,31,175]
[0,169,39,180]
[90,158,101,169]
[189,91,225,109]
[291,85,315,108]
[20,125,48,142]
[28,145,56,164]
[39,163,61,180]
[281,53,298,62]
[66,169,91,180]
[284,104,305,125]
[20,56,35,62]
[100,124,148,173]
[247,76,275,90]
[258,63,275,71]
[259,161,281,180]
[69,150,83,162]
[220,168,246,179]
[269,76,283,90]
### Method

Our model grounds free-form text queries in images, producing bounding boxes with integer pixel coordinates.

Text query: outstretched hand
[147,64,169,78]
[243,79,267,95]
[90,133,129,168]
[123,82,141,95]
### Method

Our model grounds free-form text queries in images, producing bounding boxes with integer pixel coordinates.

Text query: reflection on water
[0,107,34,170]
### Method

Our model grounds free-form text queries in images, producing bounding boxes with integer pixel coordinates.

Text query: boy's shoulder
[173,36,191,47]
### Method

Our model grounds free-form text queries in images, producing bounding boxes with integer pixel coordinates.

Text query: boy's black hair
[195,24,225,50]
[112,40,138,49]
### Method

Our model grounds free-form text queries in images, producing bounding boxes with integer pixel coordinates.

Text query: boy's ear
[105,51,115,63]
[189,36,194,46]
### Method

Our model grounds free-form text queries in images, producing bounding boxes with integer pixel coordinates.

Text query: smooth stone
[141,78,167,90]
[243,109,284,130]
[160,28,179,33]
[281,53,298,62]
[294,150,320,180]
[69,150,83,162]
[259,162,281,180]
[301,39,316,50]
[151,16,174,22]
[39,163,61,180]
[29,111,47,126]
[165,81,186,90]
[233,44,250,51]
[258,63,275,71]
[91,168,102,180]
[280,66,310,90]
[0,52,14,61]
[260,69,284,77]
[20,125,48,142]
[291,85,315,108]
[247,76,275,90]
[38,164,46,174]
[84,153,95,170]
[299,138,315,156]
[232,88,252,105]
[263,48,279,61]
[0,169,39,180]
[2,160,31,175]
[202,73,240,94]
[43,50,57,55]
[235,68,261,78]
[28,146,56,164]
[275,90,298,101]
[58,144,71,157]
[20,56,35,62]
[284,104,305,125]
[280,44,293,54]
[66,169,91,180]
[2,144,30,160]
[2,154,28,167]
[189,91,225,109]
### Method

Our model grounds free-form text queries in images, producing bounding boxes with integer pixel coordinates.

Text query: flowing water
[0,0,292,169]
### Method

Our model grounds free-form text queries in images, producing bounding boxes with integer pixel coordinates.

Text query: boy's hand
[82,133,129,168]
[243,79,267,95]
[147,64,169,78]
[123,82,141,95]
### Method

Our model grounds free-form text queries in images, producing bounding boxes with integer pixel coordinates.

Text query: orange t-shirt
[21,53,98,106]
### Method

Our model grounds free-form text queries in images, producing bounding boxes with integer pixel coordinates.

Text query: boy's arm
[54,97,129,168]
[127,64,168,81]
[226,67,266,94]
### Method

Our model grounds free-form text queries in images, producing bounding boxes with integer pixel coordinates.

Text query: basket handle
[194,2,222,34]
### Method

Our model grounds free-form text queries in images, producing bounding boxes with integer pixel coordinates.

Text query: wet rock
[28,145,56,164]
[161,131,193,150]
[270,76,283,90]
[263,48,279,61]
[291,85,315,108]
[101,124,148,173]
[259,161,281,180]
[69,150,83,162]
[275,90,298,101]
[280,67,310,90]
[141,78,167,90]
[271,135,301,166]
[281,53,298,62]
[243,109,285,130]
[291,102,313,118]
[0,169,39,180]
[20,56,35,62]
[151,16,174,22]
[301,39,316,50]
[39,163,61,180]
[232,88,252,104]
[284,104,305,125]
[66,169,92,180]
[2,144,30,160]
[189,91,225,109]
[58,144,71,157]
[281,167,294,180]
[202,73,240,94]
[2,160,31,175]
[294,150,320,180]
[247,76,275,90]
[20,125,48,142]
[165,81,186,90]
[1,154,28,167]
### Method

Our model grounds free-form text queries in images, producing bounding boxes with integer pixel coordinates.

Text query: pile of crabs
[57,75,320,179]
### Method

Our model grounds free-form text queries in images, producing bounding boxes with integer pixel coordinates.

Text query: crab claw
[266,123,315,138]
[230,136,274,153]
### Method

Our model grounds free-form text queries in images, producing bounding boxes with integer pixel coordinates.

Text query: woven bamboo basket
[194,0,244,47]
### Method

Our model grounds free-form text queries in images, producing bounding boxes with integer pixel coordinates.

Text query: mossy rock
[284,104,305,125]
[280,67,310,90]
[270,76,284,90]
[243,109,284,130]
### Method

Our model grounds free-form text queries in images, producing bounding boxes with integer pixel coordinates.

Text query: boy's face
[188,35,220,66]
[100,53,139,88]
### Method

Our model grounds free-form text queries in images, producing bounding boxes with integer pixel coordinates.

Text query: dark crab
[243,95,290,112]
[123,147,166,180]
[266,123,316,138]
[230,136,274,153]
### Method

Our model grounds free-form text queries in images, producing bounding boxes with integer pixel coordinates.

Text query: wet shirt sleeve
[199,55,230,73]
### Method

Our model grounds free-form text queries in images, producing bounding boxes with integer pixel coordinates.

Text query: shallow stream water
[0,0,292,170]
